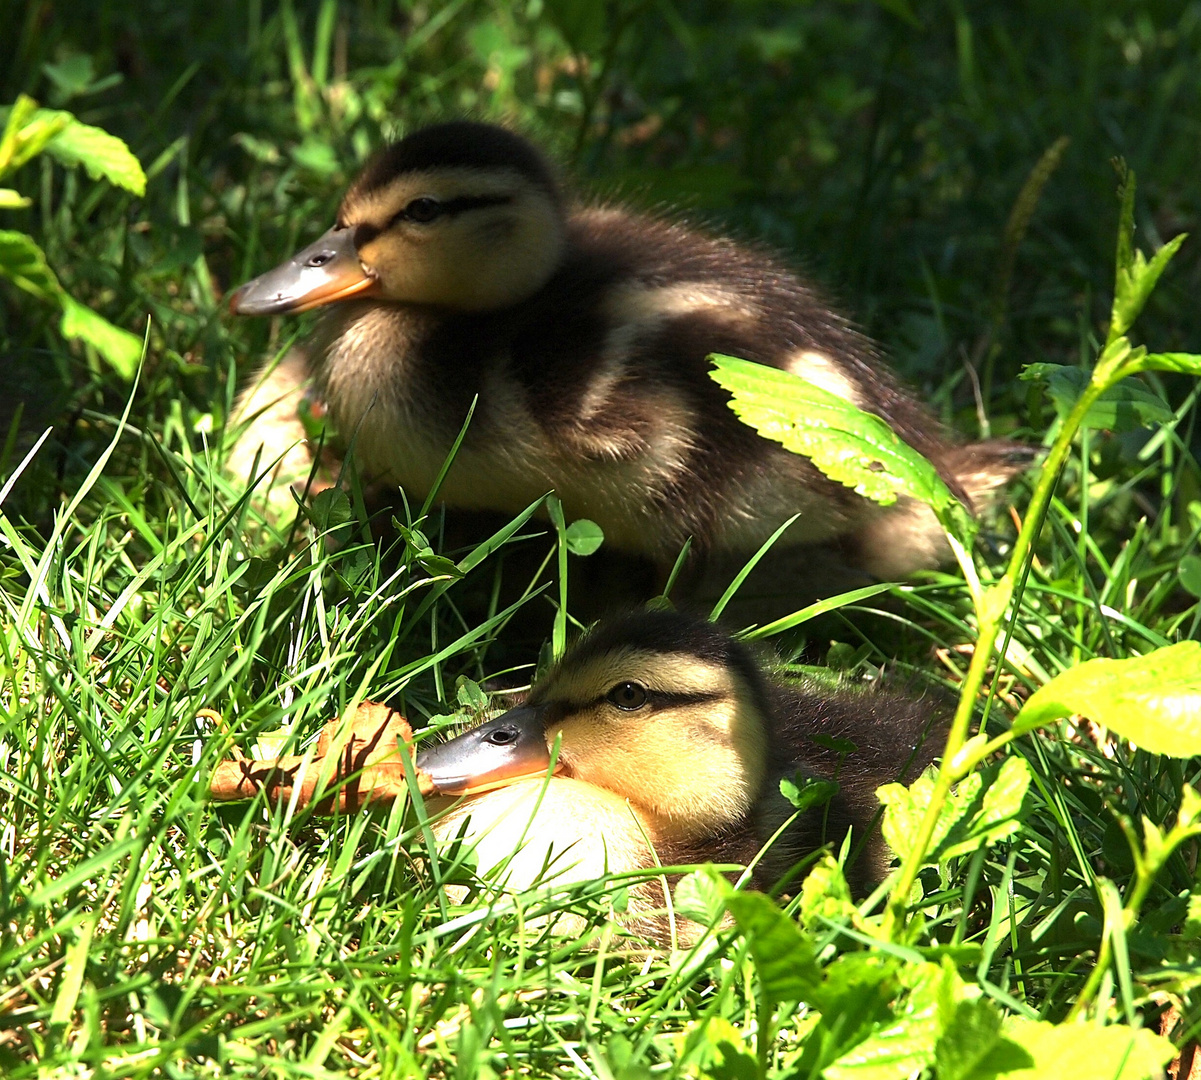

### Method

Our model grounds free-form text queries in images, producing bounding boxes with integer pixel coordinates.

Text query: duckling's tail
[855,438,1035,580]
[940,439,1038,514]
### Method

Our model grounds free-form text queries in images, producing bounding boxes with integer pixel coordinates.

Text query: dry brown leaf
[209,700,435,812]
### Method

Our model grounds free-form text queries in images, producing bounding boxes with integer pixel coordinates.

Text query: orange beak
[415,707,564,796]
[230,226,378,316]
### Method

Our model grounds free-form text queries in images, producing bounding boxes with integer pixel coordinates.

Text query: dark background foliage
[3,0,1200,459]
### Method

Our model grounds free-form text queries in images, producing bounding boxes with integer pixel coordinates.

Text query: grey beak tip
[229,281,288,316]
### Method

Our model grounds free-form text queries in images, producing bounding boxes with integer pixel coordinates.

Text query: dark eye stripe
[351,193,514,249]
[561,689,723,713]
[646,690,724,709]
[388,193,512,229]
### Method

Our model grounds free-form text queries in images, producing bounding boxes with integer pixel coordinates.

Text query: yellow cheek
[555,701,766,841]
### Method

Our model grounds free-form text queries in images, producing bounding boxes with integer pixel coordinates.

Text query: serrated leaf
[879,758,1030,865]
[0,229,62,300]
[43,113,146,195]
[798,854,858,933]
[0,96,71,176]
[725,889,821,1004]
[59,295,142,378]
[1112,233,1187,339]
[1000,1019,1173,1080]
[810,953,911,1079]
[683,1017,758,1080]
[1021,363,1172,431]
[565,518,604,556]
[709,354,955,510]
[1013,642,1201,755]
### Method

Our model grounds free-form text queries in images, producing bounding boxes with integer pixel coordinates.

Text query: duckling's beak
[230,226,378,316]
[415,707,561,796]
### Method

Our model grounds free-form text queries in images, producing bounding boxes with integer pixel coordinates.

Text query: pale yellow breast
[431,777,652,892]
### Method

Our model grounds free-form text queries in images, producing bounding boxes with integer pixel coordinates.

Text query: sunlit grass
[2,0,1201,1074]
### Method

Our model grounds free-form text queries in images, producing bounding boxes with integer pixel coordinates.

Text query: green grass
[3,1,1201,1076]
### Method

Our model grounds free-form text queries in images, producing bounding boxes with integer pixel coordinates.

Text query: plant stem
[882,364,1117,940]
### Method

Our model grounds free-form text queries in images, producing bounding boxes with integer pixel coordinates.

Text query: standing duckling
[414,609,944,945]
[230,121,1024,581]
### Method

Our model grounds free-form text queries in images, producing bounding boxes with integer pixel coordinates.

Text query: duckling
[229,121,1026,583]
[414,609,945,945]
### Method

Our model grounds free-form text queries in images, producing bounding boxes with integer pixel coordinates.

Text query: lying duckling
[229,121,1026,583]
[414,609,944,945]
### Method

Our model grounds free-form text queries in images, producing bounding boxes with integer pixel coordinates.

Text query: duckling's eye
[606,681,648,711]
[484,725,520,746]
[404,197,444,223]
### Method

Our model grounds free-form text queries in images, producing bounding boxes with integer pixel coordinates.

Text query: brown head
[416,610,774,842]
[230,121,567,316]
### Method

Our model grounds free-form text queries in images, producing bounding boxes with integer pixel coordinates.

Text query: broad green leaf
[0,96,40,171]
[416,551,464,580]
[1020,363,1172,431]
[1000,1019,1173,1080]
[307,488,353,535]
[879,758,1030,865]
[0,230,62,300]
[780,774,839,812]
[290,137,339,178]
[1143,352,1201,377]
[43,112,146,195]
[1012,642,1201,755]
[673,867,729,927]
[1179,556,1201,600]
[709,354,954,510]
[455,676,488,712]
[59,295,142,379]
[0,188,30,208]
[42,54,100,102]
[1184,893,1201,941]
[565,518,604,556]
[724,889,821,1004]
